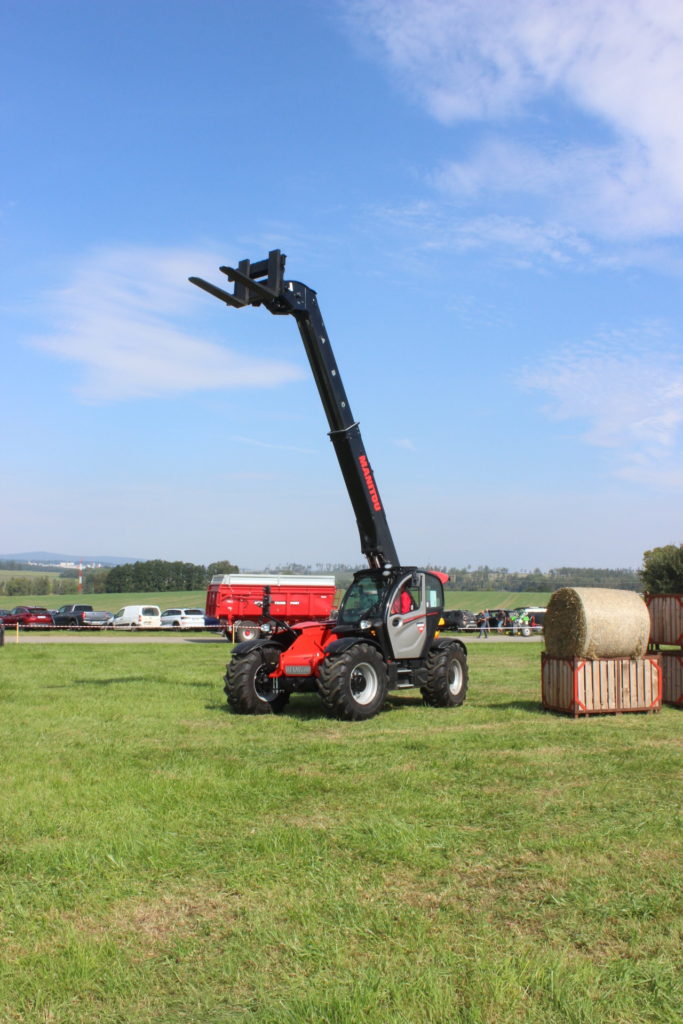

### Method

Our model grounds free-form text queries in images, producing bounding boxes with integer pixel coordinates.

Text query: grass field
[2,589,554,614]
[0,641,680,1023]
[0,569,63,582]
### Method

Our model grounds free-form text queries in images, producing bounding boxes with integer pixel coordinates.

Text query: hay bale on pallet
[544,587,650,660]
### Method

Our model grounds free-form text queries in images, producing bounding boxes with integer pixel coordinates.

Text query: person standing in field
[478,611,489,638]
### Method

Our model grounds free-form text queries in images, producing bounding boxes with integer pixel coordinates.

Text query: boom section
[189,250,399,569]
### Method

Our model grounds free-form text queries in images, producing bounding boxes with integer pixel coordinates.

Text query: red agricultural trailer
[205,573,336,642]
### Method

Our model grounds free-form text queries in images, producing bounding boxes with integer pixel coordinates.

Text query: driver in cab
[391,583,416,615]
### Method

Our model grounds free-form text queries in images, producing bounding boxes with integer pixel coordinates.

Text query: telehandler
[190,251,468,720]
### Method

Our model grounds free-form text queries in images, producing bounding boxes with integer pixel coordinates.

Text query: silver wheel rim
[254,663,278,703]
[350,662,379,705]
[448,659,464,696]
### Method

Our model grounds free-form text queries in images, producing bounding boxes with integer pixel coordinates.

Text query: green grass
[444,590,552,611]
[0,568,63,582]
[0,641,680,1023]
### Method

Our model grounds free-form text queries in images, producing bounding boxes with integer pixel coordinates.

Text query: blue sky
[3,0,683,572]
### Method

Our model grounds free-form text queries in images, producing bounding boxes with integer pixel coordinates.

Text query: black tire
[224,646,289,715]
[420,644,469,708]
[235,621,259,643]
[317,643,388,721]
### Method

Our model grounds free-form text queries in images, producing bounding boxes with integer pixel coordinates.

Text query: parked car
[52,604,113,629]
[440,609,477,631]
[1,606,54,628]
[110,605,161,630]
[160,608,206,630]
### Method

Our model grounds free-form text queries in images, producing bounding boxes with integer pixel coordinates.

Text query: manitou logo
[358,454,382,511]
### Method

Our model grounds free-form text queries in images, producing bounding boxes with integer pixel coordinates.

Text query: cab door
[386,573,428,659]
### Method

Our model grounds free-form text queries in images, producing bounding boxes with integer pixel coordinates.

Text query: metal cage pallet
[541,654,662,717]
[645,593,683,647]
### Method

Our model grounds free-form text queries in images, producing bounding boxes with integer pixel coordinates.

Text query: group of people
[476,609,536,638]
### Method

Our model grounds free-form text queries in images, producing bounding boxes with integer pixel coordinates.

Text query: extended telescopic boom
[190,250,399,569]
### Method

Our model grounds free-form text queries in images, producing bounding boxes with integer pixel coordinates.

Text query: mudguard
[323,636,383,657]
[232,636,292,657]
[432,635,468,657]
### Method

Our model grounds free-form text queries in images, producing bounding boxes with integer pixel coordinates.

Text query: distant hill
[0,552,138,567]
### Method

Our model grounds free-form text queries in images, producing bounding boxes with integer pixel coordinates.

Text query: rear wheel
[235,621,259,643]
[224,646,289,715]
[317,644,388,721]
[421,644,468,708]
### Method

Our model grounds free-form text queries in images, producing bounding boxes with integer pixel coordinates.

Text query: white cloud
[374,200,592,265]
[345,0,683,242]
[29,245,305,402]
[230,434,317,455]
[521,326,683,486]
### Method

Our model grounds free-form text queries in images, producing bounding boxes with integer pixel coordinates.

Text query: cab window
[338,575,387,625]
[425,574,444,610]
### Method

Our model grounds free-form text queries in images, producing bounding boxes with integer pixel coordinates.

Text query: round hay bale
[544,587,650,659]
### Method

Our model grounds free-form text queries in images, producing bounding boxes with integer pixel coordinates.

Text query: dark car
[52,605,113,629]
[1,606,54,628]
[440,609,477,631]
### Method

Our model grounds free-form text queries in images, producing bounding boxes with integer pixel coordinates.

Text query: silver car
[160,607,206,630]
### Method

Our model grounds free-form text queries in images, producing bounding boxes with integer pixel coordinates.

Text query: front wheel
[224,646,289,715]
[317,643,388,721]
[420,644,469,708]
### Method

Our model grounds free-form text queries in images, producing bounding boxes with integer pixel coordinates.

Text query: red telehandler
[190,251,468,720]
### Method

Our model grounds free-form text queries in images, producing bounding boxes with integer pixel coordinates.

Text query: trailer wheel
[235,621,259,643]
[317,644,388,721]
[420,644,468,708]
[224,646,289,714]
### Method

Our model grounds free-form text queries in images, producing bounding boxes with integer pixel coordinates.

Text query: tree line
[7,550,682,598]
[103,560,239,593]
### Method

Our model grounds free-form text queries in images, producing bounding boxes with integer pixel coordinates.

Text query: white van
[110,605,161,630]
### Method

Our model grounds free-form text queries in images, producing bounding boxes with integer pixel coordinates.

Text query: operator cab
[336,568,445,660]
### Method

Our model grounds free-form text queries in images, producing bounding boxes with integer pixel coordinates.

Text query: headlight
[359,619,372,630]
